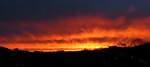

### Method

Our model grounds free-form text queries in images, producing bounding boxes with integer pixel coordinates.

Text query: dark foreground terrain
[0,43,150,67]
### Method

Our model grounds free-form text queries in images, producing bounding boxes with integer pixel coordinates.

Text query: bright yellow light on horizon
[71,42,109,50]
[2,42,110,52]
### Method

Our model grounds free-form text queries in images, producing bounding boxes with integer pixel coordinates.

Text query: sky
[0,0,150,51]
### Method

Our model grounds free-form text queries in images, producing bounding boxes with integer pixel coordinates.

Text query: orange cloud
[0,16,150,51]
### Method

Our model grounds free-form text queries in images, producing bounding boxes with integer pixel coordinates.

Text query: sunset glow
[0,16,149,52]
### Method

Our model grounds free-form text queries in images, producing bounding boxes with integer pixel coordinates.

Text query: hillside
[0,42,150,67]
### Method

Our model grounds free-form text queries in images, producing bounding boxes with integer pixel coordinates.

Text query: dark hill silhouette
[0,42,150,67]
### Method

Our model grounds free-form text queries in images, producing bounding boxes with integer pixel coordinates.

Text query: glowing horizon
[0,16,149,52]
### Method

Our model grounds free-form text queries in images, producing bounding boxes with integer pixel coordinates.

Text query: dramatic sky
[0,0,150,51]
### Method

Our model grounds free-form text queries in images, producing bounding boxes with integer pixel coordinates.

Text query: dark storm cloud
[1,0,150,20]
[1,0,150,21]
[0,0,150,36]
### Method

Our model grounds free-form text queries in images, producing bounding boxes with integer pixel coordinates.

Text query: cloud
[0,0,150,50]
[0,16,150,42]
[0,0,150,21]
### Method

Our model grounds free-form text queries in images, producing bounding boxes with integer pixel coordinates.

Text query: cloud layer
[0,0,150,51]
